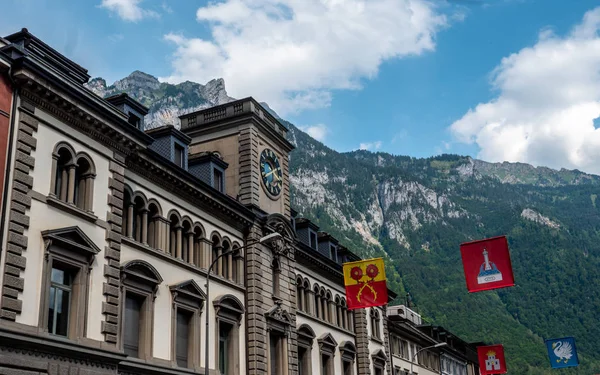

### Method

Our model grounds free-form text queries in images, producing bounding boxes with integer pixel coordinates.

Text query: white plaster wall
[296,314,356,375]
[392,354,438,375]
[125,173,244,243]
[121,243,246,373]
[19,199,108,340]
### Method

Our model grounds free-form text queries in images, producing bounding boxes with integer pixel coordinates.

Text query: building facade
[0,29,478,375]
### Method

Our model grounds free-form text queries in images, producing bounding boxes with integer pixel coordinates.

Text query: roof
[105,92,149,116]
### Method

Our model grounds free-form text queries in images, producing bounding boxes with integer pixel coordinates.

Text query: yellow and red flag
[343,258,388,310]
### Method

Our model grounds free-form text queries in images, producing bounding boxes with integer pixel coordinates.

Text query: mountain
[87,73,600,374]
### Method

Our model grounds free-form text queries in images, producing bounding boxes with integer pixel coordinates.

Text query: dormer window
[128,112,141,129]
[309,231,317,250]
[174,144,185,168]
[329,245,337,262]
[213,169,223,192]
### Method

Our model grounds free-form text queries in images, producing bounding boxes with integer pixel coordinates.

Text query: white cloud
[99,0,159,22]
[299,124,328,142]
[359,141,383,151]
[161,0,447,115]
[450,7,600,174]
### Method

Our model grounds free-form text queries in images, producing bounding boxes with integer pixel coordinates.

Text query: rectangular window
[128,113,141,129]
[47,265,74,336]
[321,354,331,375]
[343,360,352,375]
[309,231,317,250]
[375,368,383,375]
[330,245,337,262]
[176,309,192,367]
[298,347,309,375]
[269,333,282,375]
[213,169,223,192]
[124,294,143,357]
[174,144,185,168]
[219,322,233,375]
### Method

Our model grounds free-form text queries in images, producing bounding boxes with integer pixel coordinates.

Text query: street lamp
[410,342,447,375]
[204,232,282,373]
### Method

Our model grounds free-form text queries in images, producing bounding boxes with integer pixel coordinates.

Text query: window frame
[297,325,315,375]
[339,341,356,375]
[39,227,100,340]
[213,295,244,375]
[120,260,163,360]
[318,333,338,375]
[174,143,185,168]
[169,279,205,370]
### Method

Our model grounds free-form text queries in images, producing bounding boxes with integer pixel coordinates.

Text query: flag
[546,337,579,369]
[343,258,388,310]
[460,236,515,293]
[477,344,507,375]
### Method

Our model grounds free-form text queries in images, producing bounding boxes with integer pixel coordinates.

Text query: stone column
[66,164,76,204]
[49,155,58,196]
[126,204,134,237]
[60,167,68,201]
[141,209,149,245]
[85,175,95,212]
[227,253,233,280]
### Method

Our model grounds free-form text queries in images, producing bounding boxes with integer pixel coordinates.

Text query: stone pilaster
[238,127,259,207]
[1,104,37,320]
[382,306,392,375]
[354,308,371,375]
[101,155,126,343]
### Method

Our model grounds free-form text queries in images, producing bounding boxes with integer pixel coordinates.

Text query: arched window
[122,188,133,237]
[232,244,241,283]
[370,308,381,339]
[335,296,343,328]
[211,234,221,276]
[222,240,231,280]
[169,212,181,258]
[147,201,161,249]
[297,325,316,375]
[193,225,204,268]
[303,279,311,314]
[133,196,146,243]
[296,275,304,312]
[73,154,95,212]
[52,144,75,203]
[181,219,193,263]
[325,290,333,323]
[320,288,327,322]
[341,299,349,330]
[313,284,321,318]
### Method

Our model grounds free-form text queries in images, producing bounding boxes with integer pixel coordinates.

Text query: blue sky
[3,0,600,173]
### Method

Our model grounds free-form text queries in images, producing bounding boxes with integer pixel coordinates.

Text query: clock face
[260,149,283,196]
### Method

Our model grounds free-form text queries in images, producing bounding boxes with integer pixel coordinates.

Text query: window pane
[174,145,184,167]
[124,294,142,357]
[321,354,330,375]
[51,267,70,285]
[54,288,70,336]
[270,333,280,375]
[298,347,306,375]
[176,310,191,367]
[219,323,232,375]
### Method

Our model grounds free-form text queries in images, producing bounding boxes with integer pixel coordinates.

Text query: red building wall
[0,73,13,211]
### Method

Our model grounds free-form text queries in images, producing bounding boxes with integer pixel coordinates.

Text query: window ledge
[370,336,384,344]
[121,237,246,293]
[46,195,98,223]
[296,310,355,336]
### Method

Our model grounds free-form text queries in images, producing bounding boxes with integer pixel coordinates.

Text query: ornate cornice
[19,84,144,156]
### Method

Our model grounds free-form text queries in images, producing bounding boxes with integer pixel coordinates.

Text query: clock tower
[182,99,300,375]
[180,97,294,218]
